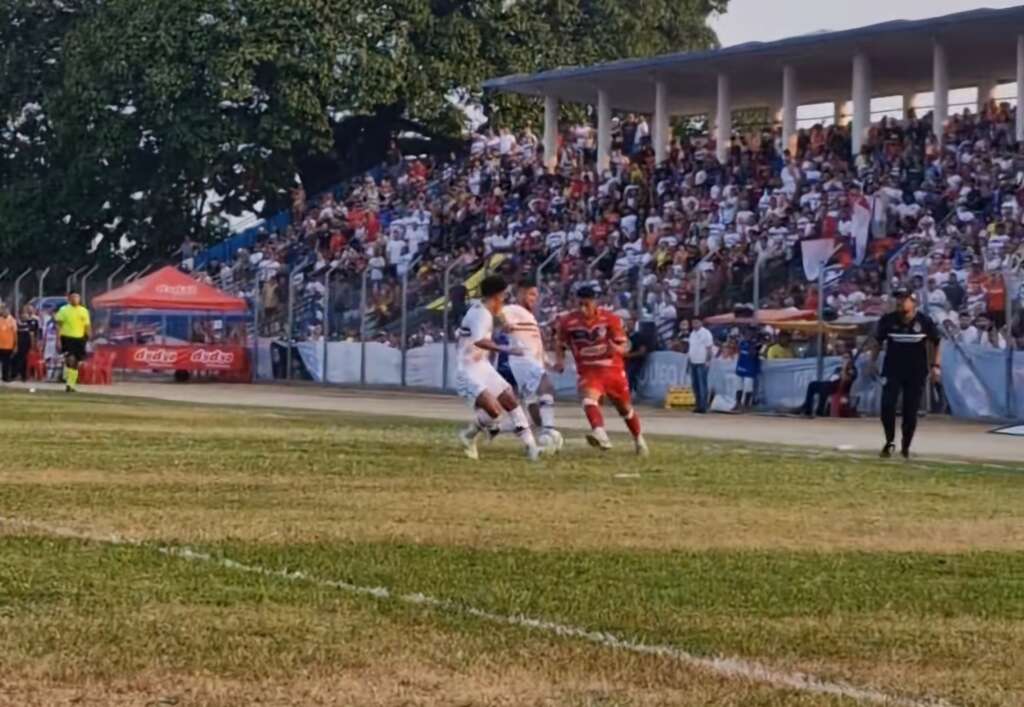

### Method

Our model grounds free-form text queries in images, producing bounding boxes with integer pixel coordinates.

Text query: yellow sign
[663,386,695,409]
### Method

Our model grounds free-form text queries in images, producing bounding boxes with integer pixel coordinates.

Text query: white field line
[1,516,956,707]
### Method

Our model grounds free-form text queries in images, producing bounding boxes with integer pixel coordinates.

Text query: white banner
[801,238,835,281]
[268,338,1021,422]
[851,193,872,265]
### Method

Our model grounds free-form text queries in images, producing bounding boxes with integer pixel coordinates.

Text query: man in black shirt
[13,305,40,383]
[868,288,942,459]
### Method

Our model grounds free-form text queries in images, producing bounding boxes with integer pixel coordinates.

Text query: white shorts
[509,357,546,400]
[455,362,511,404]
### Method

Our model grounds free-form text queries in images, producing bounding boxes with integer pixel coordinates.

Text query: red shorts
[577,366,631,404]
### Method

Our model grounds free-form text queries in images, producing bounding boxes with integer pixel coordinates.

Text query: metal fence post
[37,267,51,299]
[752,252,767,313]
[359,268,369,386]
[80,265,100,305]
[635,269,645,320]
[0,268,8,306]
[252,281,262,382]
[535,246,564,313]
[816,263,825,383]
[694,269,702,317]
[441,259,460,392]
[399,256,422,387]
[285,271,296,381]
[1005,267,1020,419]
[107,263,127,293]
[321,266,338,385]
[66,266,87,294]
[13,268,32,312]
[585,248,611,281]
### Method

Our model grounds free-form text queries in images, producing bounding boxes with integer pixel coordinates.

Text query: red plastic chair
[26,350,46,381]
[79,351,115,385]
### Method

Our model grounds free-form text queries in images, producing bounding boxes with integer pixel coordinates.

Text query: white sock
[538,394,556,431]
[508,405,537,449]
[471,408,498,437]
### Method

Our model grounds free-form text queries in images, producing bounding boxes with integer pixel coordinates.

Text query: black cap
[479,274,508,299]
[892,287,916,300]
[577,285,597,300]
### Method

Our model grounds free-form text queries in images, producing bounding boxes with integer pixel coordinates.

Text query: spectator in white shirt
[686,318,714,413]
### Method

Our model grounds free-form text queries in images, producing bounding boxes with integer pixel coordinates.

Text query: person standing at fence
[686,318,714,414]
[53,292,91,393]
[868,288,942,459]
[0,305,16,382]
[13,304,40,382]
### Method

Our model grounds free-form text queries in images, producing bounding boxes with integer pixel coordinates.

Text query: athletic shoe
[458,428,479,461]
[526,444,541,462]
[900,447,910,460]
[486,426,500,443]
[586,428,613,451]
[634,436,650,457]
[65,385,76,393]
[880,443,894,459]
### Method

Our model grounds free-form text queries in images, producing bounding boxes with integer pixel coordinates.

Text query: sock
[583,398,604,430]
[538,394,556,431]
[65,367,78,388]
[622,408,642,439]
[508,405,537,449]
[470,408,498,438]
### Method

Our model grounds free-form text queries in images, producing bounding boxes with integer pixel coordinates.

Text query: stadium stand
[193,99,1024,357]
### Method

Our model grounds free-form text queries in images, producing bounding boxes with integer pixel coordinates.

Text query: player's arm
[474,338,519,355]
[83,310,92,341]
[926,315,942,381]
[607,314,629,355]
[553,317,567,373]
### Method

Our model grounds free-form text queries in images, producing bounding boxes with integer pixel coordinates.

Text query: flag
[801,238,835,281]
[851,193,872,265]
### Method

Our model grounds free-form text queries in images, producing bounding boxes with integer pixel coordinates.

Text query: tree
[0,0,727,272]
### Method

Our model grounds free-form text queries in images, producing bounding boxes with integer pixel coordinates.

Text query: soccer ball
[538,429,564,454]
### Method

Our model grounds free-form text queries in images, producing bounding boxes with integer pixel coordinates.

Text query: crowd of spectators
[189,99,1024,367]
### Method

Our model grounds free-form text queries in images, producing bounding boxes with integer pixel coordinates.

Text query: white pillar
[653,80,668,164]
[782,65,798,155]
[596,89,611,173]
[833,99,845,127]
[543,95,559,173]
[933,41,949,140]
[902,93,915,119]
[852,53,871,154]
[1017,35,1024,142]
[716,73,731,163]
[977,78,997,112]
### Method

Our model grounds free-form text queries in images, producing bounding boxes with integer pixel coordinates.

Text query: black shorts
[60,336,88,361]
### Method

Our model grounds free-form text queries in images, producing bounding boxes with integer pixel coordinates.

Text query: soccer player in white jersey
[456,275,540,462]
[500,278,563,452]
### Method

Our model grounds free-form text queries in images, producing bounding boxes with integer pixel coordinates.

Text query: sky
[710,0,1023,47]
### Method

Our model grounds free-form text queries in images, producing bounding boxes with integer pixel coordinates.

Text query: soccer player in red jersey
[555,286,649,456]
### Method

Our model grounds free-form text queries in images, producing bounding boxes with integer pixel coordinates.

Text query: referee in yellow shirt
[53,291,91,392]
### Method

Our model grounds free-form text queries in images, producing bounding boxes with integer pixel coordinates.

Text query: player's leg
[497,387,540,461]
[580,377,612,451]
[456,367,500,459]
[536,373,558,435]
[63,339,80,392]
[879,377,900,457]
[899,377,925,458]
[458,392,502,460]
[608,374,648,457]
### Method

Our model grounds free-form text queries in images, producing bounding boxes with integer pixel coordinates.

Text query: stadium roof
[482,5,1024,114]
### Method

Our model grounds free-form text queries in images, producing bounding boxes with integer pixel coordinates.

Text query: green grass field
[1,392,1023,706]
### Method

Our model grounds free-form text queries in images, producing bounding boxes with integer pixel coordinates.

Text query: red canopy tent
[94,266,247,312]
[93,266,250,379]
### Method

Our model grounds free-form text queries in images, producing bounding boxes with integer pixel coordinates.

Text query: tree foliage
[0,0,726,273]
